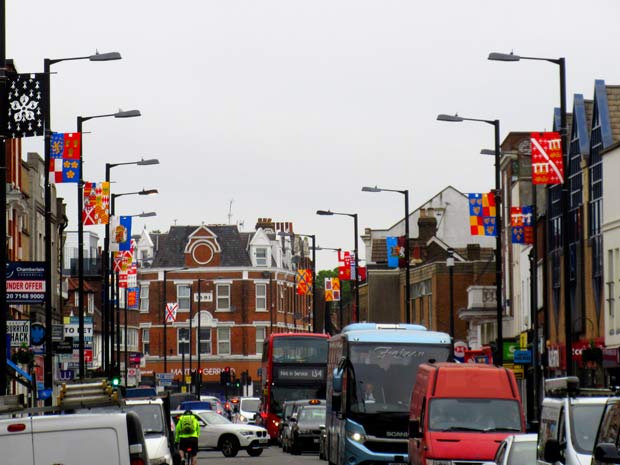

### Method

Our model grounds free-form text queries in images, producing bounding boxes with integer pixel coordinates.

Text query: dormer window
[256,247,268,266]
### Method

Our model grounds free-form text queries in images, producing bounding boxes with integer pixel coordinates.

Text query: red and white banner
[165,302,178,322]
[531,132,564,184]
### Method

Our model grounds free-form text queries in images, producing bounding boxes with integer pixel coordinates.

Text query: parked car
[125,398,174,465]
[485,433,538,465]
[288,404,326,454]
[200,395,225,416]
[177,400,212,411]
[125,387,158,399]
[319,425,327,460]
[171,409,269,457]
[281,399,324,451]
[590,396,620,465]
[0,412,149,465]
[537,377,610,465]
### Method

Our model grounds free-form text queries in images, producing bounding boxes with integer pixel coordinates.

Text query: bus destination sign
[275,366,325,381]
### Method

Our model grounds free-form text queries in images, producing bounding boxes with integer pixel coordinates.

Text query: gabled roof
[151,225,252,268]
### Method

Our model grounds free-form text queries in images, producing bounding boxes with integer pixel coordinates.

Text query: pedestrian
[175,410,201,465]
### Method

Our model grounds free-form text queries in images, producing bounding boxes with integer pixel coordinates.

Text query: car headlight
[239,415,247,422]
[426,460,453,465]
[240,431,255,436]
[346,431,366,443]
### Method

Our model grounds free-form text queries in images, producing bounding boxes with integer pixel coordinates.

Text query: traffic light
[220,366,231,385]
[110,375,121,388]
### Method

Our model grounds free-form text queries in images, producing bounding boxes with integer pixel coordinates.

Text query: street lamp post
[488,51,570,378]
[362,186,411,323]
[110,190,157,375]
[316,210,360,323]
[42,50,121,400]
[197,278,202,395]
[447,248,455,340]
[103,160,158,375]
[162,267,188,373]
[76,109,141,378]
[121,211,156,388]
[295,233,317,332]
[313,246,342,333]
[437,113,504,366]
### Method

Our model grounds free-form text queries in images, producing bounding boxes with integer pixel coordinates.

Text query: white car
[485,433,538,465]
[125,398,174,465]
[172,409,269,457]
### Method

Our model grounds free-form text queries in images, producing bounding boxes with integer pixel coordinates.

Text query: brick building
[136,219,313,394]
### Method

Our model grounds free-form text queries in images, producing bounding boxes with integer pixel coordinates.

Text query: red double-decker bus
[258,332,329,440]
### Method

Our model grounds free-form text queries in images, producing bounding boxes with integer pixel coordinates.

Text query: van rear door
[0,417,35,465]
[31,414,129,465]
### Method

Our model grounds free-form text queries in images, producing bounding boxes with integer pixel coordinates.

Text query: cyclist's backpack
[180,415,194,435]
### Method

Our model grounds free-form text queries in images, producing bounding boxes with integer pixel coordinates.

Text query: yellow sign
[520,332,528,349]
[185,376,192,384]
[503,363,524,380]
[181,386,187,393]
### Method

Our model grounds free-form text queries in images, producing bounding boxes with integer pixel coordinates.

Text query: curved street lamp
[40,49,122,399]
[76,109,141,379]
[316,210,360,323]
[103,159,159,375]
[437,113,504,366]
[362,185,411,324]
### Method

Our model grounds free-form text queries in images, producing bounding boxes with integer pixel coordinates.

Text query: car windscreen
[298,407,326,423]
[241,399,260,412]
[125,404,165,434]
[198,411,232,425]
[428,398,522,432]
[507,440,537,465]
[570,403,606,454]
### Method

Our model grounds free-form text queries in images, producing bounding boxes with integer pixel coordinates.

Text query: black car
[289,405,326,454]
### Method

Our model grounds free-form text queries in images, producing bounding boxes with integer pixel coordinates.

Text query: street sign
[52,324,64,341]
[159,378,173,386]
[30,322,46,346]
[6,261,46,304]
[156,373,174,380]
[514,349,532,364]
[54,339,74,354]
[7,320,30,347]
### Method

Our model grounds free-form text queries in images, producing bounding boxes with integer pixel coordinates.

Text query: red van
[408,363,525,465]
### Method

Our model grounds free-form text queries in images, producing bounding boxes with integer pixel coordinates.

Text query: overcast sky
[7,1,620,271]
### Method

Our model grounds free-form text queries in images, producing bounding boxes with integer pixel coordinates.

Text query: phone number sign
[6,262,46,304]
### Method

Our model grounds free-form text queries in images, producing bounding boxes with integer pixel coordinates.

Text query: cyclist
[175,410,201,465]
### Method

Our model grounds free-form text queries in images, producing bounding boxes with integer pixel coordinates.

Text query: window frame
[178,327,190,355]
[217,327,231,355]
[216,284,231,311]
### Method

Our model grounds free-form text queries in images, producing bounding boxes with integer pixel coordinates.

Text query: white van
[0,411,149,465]
[235,397,261,424]
[537,377,610,465]
[125,398,174,465]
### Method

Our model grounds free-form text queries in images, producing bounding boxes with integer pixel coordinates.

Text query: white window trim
[139,283,150,313]
[177,327,190,355]
[255,247,269,267]
[217,327,231,355]
[255,283,268,313]
[176,284,191,312]
[215,283,231,313]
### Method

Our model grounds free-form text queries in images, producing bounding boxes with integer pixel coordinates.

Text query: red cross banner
[165,302,178,323]
[531,132,564,184]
